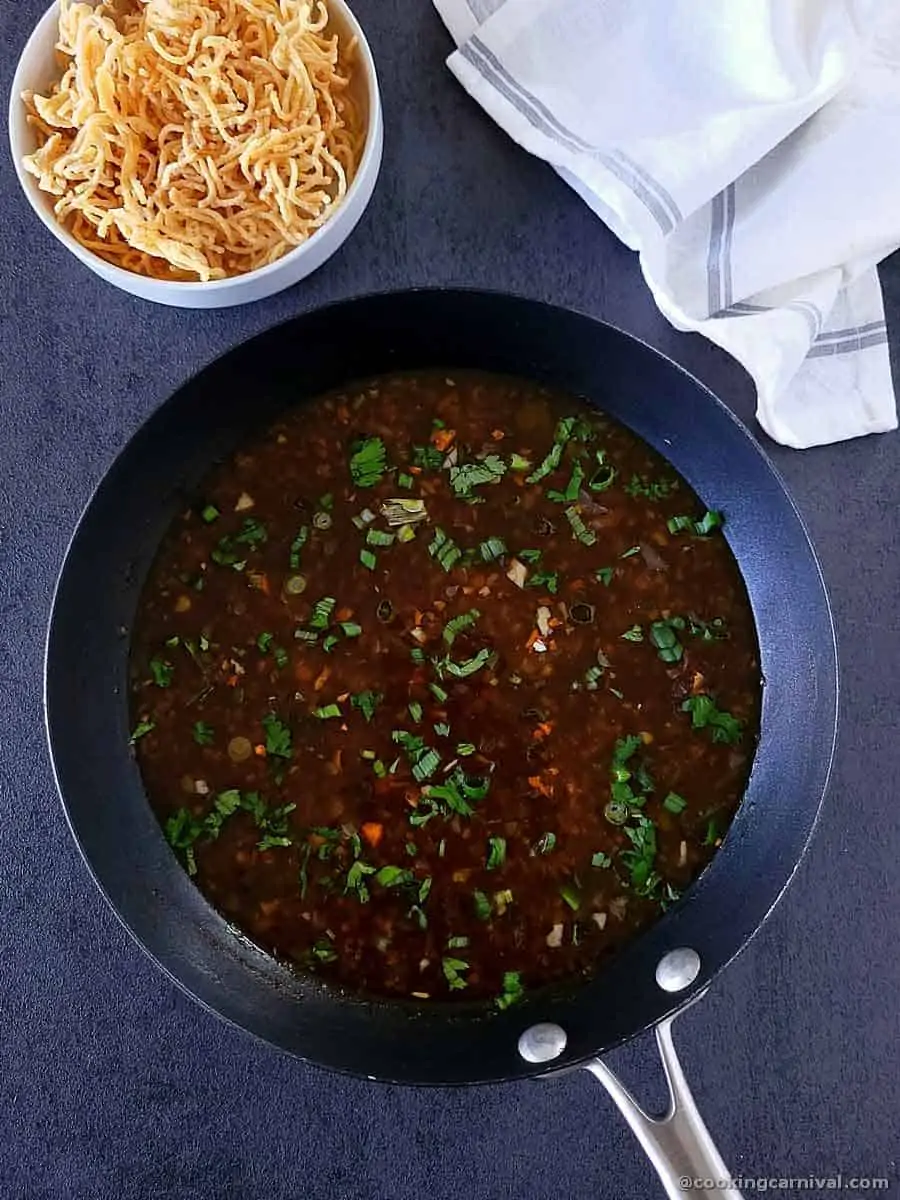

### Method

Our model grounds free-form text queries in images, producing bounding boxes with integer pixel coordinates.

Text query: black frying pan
[44,290,838,1195]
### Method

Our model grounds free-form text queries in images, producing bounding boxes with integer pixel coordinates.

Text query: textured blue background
[2,3,899,1197]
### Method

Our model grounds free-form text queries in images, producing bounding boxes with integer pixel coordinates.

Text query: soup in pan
[129,371,761,1007]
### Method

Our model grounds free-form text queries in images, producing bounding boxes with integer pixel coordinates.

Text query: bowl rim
[7,0,382,293]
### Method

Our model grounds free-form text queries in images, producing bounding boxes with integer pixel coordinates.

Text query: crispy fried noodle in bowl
[9,0,383,308]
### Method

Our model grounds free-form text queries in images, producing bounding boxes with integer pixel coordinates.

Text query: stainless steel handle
[583,1013,741,1200]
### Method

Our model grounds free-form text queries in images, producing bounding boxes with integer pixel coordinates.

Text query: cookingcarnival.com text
[679,1175,890,1193]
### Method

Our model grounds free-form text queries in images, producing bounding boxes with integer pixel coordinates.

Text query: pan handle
[582,1012,743,1200]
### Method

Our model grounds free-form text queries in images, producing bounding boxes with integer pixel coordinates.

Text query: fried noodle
[22,0,364,281]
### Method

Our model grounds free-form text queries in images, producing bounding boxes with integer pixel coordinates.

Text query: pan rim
[44,286,839,1084]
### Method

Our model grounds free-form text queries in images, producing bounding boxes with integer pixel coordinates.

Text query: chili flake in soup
[130,371,760,1007]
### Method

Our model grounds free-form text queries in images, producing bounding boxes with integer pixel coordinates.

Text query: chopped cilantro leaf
[350,436,387,488]
[681,694,742,743]
[351,691,382,722]
[262,713,293,758]
[495,970,524,1011]
[149,658,173,688]
[192,721,214,746]
[526,569,559,594]
[449,455,507,498]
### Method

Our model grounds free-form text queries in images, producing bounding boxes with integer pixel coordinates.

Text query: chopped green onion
[339,621,363,638]
[285,573,307,595]
[560,882,581,911]
[456,742,476,756]
[442,957,469,991]
[200,504,219,523]
[442,609,480,645]
[429,682,448,703]
[479,536,507,562]
[486,837,506,871]
[352,508,377,530]
[366,528,395,547]
[532,831,556,855]
[564,505,596,546]
[473,890,491,921]
[591,851,612,868]
[583,665,604,691]
[313,703,342,720]
[526,416,577,484]
[547,459,585,504]
[447,935,469,950]
[595,566,614,586]
[412,748,441,782]
[495,971,524,1011]
[129,720,155,744]
[667,510,724,537]
[374,865,413,888]
[619,545,641,559]
[434,722,450,737]
[428,527,462,572]
[309,597,336,630]
[408,701,423,723]
[649,618,685,663]
[397,472,414,489]
[588,449,617,492]
[621,624,644,642]
[663,792,688,814]
[359,548,377,570]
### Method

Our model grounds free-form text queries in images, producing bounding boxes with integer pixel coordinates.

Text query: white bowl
[8,0,383,309]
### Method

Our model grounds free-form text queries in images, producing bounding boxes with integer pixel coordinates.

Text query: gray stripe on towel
[814,319,886,344]
[807,329,888,358]
[461,37,680,233]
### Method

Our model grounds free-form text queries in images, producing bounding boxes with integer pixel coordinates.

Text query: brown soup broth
[129,371,761,1007]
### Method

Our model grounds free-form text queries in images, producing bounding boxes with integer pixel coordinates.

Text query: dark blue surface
[1,1,899,1196]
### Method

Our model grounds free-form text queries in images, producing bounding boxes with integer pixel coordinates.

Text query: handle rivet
[518,1022,567,1063]
[656,947,701,993]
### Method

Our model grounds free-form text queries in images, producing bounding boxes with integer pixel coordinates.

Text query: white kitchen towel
[434,0,900,448]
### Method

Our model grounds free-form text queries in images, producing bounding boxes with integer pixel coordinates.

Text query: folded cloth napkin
[434,0,900,448]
